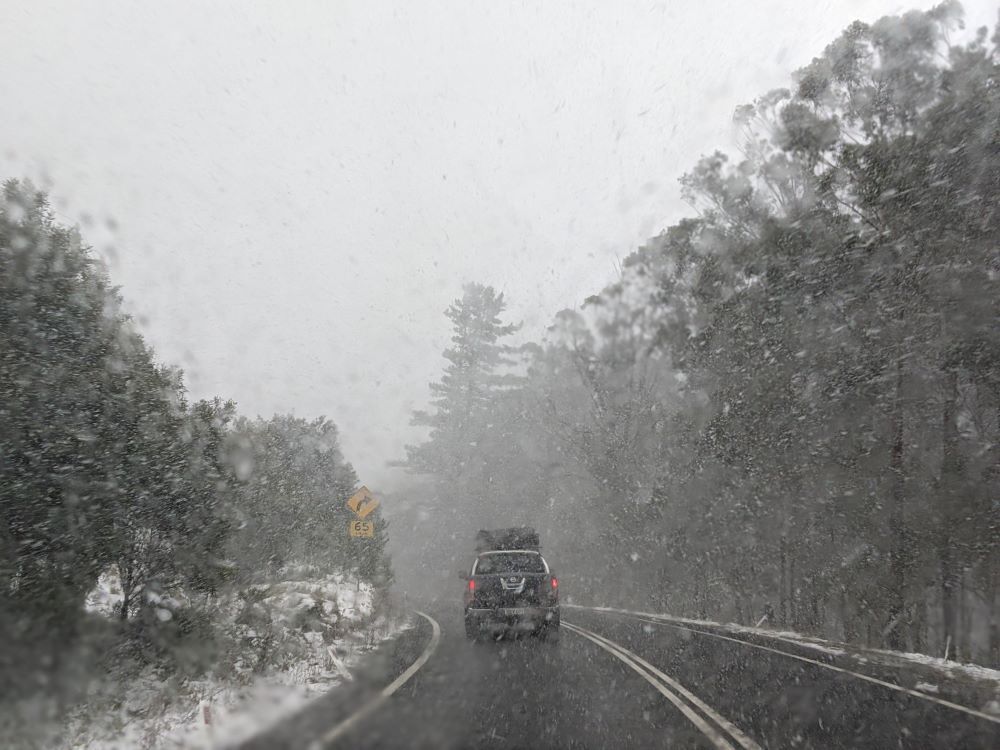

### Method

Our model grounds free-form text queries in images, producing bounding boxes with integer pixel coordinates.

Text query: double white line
[572,605,1000,726]
[633,614,1000,726]
[563,621,760,750]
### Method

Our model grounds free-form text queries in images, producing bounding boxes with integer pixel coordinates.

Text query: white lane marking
[314,611,442,748]
[569,605,1000,726]
[564,622,760,750]
[564,623,733,750]
[569,624,761,750]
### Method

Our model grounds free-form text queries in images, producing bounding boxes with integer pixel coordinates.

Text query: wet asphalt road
[239,604,1000,750]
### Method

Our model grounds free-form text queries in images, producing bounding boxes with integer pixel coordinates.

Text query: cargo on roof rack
[475,527,540,552]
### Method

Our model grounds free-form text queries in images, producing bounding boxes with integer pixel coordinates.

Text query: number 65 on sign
[350,520,374,538]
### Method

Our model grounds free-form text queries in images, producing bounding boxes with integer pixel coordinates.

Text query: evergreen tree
[405,283,522,516]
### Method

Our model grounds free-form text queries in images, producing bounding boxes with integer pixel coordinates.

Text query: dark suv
[463,549,560,642]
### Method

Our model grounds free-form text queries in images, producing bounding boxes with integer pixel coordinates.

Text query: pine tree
[399,283,528,564]
[405,283,519,493]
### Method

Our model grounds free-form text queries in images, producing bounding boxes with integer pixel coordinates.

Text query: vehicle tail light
[468,578,475,592]
[551,576,558,591]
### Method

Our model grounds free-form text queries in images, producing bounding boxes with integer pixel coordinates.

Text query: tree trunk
[910,596,927,654]
[960,568,974,662]
[789,550,798,630]
[986,402,1000,666]
[840,588,854,642]
[940,544,959,659]
[989,562,999,667]
[117,558,135,622]
[939,366,961,659]
[886,358,907,650]
[779,537,788,627]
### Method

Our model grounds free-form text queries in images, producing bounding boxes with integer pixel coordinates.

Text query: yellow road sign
[349,520,374,538]
[346,486,380,518]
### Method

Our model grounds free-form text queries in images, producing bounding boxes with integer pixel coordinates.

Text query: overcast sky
[3,0,996,488]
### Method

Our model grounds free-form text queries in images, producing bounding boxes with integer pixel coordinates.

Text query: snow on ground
[84,569,124,616]
[573,604,848,658]
[731,626,847,657]
[59,571,407,749]
[868,647,1000,686]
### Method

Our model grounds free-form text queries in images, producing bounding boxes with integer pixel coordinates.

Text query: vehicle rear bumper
[465,606,559,633]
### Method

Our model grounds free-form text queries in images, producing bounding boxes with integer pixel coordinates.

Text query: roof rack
[475,527,540,552]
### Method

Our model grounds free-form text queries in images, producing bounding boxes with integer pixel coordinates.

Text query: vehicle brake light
[551,576,558,589]
[468,578,475,592]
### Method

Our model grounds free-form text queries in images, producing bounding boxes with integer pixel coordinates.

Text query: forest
[398,2,1000,667]
[0,180,391,739]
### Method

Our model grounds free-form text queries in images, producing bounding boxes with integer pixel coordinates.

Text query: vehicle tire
[543,624,560,643]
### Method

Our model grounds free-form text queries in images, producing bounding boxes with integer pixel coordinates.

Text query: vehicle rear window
[475,553,546,574]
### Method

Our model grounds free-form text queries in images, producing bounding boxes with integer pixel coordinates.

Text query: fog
[7,0,994,486]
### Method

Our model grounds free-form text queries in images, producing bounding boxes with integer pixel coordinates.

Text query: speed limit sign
[349,520,374,538]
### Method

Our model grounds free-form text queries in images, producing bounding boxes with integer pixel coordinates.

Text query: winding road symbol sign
[347,486,380,519]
